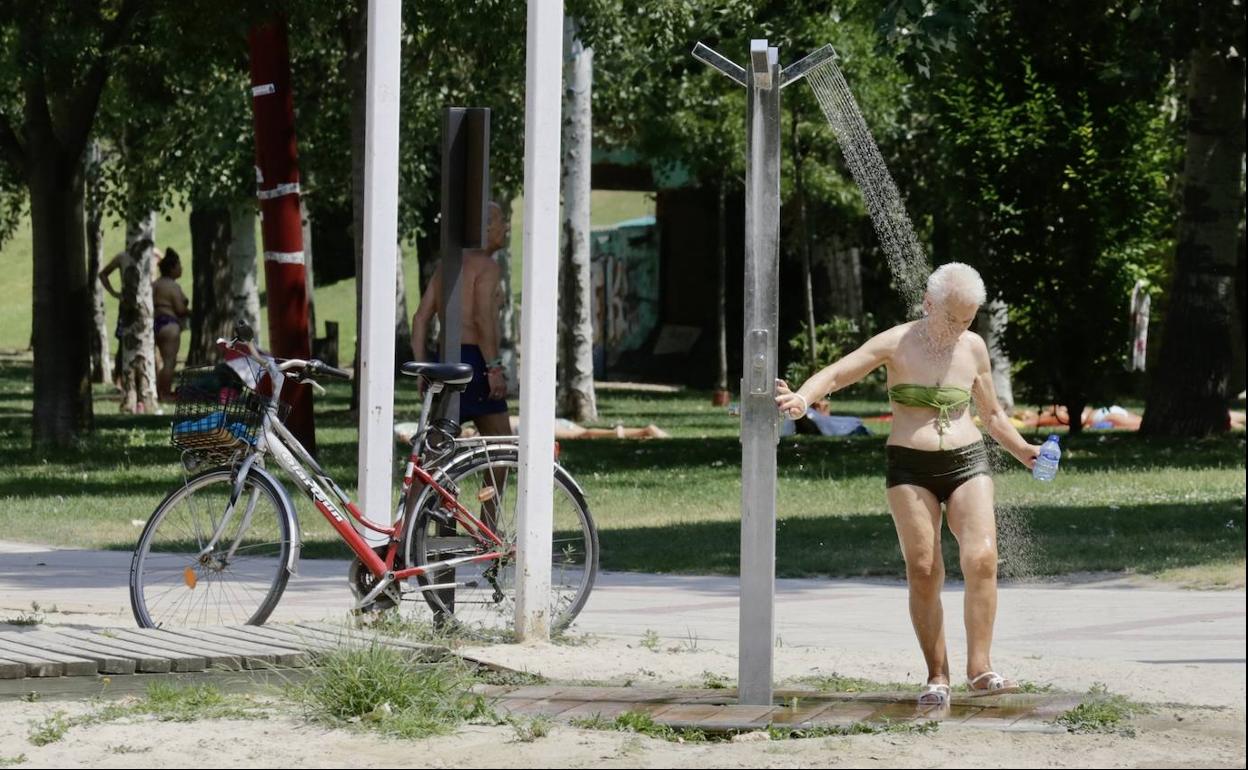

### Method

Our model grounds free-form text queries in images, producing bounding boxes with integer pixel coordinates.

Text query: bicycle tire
[130,467,293,628]
[402,450,598,636]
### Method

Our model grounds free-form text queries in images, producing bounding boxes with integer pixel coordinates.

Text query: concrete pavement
[0,539,1242,708]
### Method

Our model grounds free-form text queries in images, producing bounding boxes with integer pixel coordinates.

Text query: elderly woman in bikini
[776,263,1041,706]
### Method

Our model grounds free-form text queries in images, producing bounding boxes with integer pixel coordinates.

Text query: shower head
[779,44,838,89]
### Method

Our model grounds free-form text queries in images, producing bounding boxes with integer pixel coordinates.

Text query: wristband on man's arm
[486,356,504,369]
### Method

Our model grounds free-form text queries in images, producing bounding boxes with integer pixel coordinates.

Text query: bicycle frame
[203,340,514,609]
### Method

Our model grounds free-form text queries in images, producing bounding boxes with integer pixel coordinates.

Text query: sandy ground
[0,633,1244,768]
[1,537,1244,767]
[0,695,1243,769]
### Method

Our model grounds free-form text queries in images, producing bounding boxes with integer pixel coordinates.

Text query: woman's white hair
[926,262,986,307]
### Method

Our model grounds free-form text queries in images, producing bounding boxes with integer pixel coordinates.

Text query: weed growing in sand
[571,710,708,743]
[107,744,151,754]
[508,714,554,742]
[790,673,920,694]
[701,671,731,690]
[639,629,661,651]
[551,628,596,647]
[3,602,52,626]
[477,668,547,687]
[355,611,516,646]
[26,684,266,747]
[667,629,699,653]
[26,712,70,746]
[293,644,493,740]
[0,754,27,766]
[767,719,939,740]
[1056,683,1147,736]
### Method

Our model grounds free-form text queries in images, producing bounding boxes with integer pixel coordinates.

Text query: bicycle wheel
[130,467,292,628]
[404,451,598,636]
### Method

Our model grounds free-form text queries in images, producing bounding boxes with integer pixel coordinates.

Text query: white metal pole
[515,0,564,641]
[357,0,401,532]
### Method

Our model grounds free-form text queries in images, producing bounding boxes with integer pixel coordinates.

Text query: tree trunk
[348,0,367,410]
[85,142,109,384]
[495,195,519,396]
[976,300,1014,412]
[118,213,158,414]
[791,124,818,375]
[188,205,234,365]
[229,203,261,344]
[394,246,411,366]
[1142,42,1244,436]
[714,181,729,399]
[302,197,317,350]
[822,236,864,319]
[30,162,94,448]
[557,17,597,422]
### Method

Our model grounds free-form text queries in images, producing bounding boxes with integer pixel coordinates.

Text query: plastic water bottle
[1032,435,1062,482]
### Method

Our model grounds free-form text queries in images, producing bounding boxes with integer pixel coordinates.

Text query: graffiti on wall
[591,217,659,377]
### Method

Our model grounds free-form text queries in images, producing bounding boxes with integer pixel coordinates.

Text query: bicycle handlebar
[217,336,355,386]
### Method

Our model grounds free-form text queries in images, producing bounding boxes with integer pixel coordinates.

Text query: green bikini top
[888,384,972,448]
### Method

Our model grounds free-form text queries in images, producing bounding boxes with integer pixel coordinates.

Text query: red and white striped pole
[247,18,316,453]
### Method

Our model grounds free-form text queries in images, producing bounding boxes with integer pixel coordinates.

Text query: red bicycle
[128,323,598,634]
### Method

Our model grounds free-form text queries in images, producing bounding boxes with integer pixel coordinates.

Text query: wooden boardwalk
[0,622,444,699]
[478,685,1083,734]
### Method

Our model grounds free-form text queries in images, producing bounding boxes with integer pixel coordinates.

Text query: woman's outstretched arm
[775,327,900,418]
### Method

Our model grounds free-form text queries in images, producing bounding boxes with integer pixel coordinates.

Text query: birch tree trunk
[557,17,597,422]
[495,195,519,396]
[713,182,730,404]
[118,214,158,414]
[976,300,1014,412]
[229,203,261,344]
[85,143,109,384]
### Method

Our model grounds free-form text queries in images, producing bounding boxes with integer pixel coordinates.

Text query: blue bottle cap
[1047,434,1059,443]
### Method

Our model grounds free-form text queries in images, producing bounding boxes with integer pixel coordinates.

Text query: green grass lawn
[0,191,654,356]
[0,355,1242,582]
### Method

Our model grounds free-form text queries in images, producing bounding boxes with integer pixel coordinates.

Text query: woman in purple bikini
[151,248,189,402]
[776,263,1042,706]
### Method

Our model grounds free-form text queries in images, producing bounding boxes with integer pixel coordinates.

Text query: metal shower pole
[693,38,836,707]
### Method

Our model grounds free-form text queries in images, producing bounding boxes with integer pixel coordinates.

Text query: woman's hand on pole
[774,379,808,419]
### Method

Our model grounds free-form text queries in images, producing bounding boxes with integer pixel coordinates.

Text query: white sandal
[917,682,951,706]
[967,671,1020,696]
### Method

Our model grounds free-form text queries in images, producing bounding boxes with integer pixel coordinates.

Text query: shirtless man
[411,201,509,436]
[151,248,190,401]
[777,263,1041,706]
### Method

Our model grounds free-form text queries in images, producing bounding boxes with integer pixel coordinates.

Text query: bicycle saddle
[400,361,474,385]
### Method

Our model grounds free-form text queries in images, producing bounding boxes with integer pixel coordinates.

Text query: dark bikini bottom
[154,314,180,334]
[885,441,991,504]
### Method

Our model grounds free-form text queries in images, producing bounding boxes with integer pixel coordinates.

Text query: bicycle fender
[406,444,588,521]
[246,463,302,576]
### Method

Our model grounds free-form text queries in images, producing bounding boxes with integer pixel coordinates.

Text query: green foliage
[784,314,883,394]
[507,714,554,742]
[26,712,70,746]
[916,2,1178,412]
[294,645,493,739]
[1056,683,1147,736]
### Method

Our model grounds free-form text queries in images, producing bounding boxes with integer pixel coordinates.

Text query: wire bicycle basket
[170,364,287,456]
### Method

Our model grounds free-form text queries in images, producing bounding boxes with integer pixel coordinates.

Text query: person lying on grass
[776,262,1041,707]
